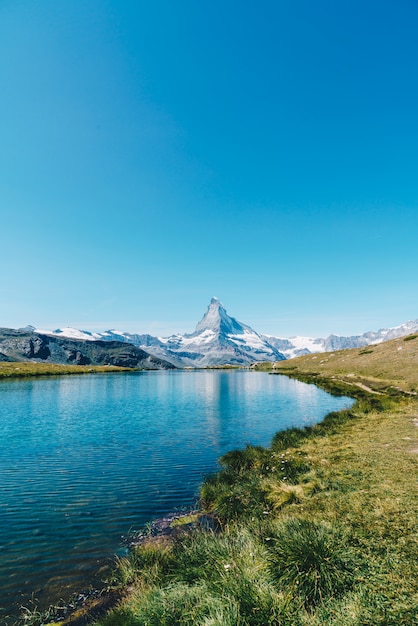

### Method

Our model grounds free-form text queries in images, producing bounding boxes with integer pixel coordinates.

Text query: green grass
[268,518,357,609]
[0,361,130,379]
[404,334,418,341]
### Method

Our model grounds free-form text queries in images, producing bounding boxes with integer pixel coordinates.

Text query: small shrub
[319,409,355,432]
[170,531,233,585]
[167,527,296,625]
[362,396,394,412]
[219,445,270,474]
[403,334,418,341]
[262,479,305,510]
[262,469,323,512]
[271,427,308,450]
[271,453,311,481]
[202,447,311,521]
[268,519,357,608]
[201,471,268,520]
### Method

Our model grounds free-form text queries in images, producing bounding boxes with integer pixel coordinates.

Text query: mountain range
[30,297,418,367]
[34,298,285,367]
[262,319,418,358]
[0,327,175,369]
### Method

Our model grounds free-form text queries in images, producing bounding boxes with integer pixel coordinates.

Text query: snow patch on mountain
[264,335,325,358]
[264,318,418,358]
[51,327,102,341]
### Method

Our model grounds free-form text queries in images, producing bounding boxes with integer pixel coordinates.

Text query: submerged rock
[127,511,220,547]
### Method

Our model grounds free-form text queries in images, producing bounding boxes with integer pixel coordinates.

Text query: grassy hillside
[256,333,418,395]
[22,337,418,626]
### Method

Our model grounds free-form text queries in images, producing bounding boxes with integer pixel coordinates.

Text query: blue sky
[1,0,417,338]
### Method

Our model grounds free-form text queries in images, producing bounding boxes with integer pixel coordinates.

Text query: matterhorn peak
[207,296,223,311]
[195,298,248,335]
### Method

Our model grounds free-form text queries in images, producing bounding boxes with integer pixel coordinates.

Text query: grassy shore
[0,362,131,379]
[23,337,418,625]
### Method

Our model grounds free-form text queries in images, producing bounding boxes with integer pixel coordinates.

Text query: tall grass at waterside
[91,388,418,626]
[268,518,357,609]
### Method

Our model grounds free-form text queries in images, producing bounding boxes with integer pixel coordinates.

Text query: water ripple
[0,370,353,622]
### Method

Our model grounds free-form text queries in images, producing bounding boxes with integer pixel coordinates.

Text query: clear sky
[1,0,417,338]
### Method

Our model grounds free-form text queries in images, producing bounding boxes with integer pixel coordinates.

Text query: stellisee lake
[0,370,353,621]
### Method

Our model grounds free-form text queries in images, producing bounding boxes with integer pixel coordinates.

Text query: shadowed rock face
[0,328,176,369]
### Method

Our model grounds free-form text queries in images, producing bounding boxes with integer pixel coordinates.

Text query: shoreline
[89,368,417,625]
[10,345,418,625]
[18,375,359,626]
[0,362,133,380]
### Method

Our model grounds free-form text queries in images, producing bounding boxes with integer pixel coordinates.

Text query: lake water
[0,370,353,622]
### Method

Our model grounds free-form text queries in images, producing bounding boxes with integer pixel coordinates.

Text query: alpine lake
[0,369,354,622]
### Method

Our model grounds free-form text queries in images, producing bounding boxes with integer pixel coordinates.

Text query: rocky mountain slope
[0,328,175,369]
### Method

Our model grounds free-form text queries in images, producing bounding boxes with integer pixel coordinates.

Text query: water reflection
[0,371,353,622]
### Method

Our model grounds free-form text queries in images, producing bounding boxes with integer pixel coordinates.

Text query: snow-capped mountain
[40,298,285,367]
[263,319,418,358]
[34,326,103,342]
[154,297,286,366]
[37,302,418,365]
[1,327,175,369]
